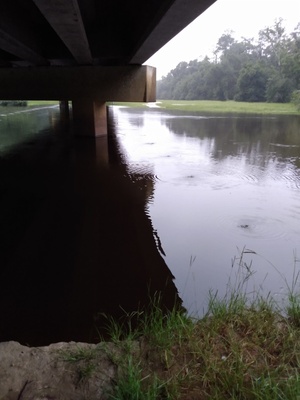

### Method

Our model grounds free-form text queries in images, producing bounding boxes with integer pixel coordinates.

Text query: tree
[266,72,293,102]
[291,90,300,111]
[214,32,235,61]
[258,18,287,71]
[235,64,268,102]
[281,23,300,89]
[157,20,300,103]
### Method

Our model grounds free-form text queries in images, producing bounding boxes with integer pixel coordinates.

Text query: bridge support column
[59,100,70,119]
[72,99,107,137]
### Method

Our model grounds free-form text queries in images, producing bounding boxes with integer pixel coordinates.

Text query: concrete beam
[33,0,92,65]
[0,65,156,102]
[0,29,48,66]
[130,0,217,64]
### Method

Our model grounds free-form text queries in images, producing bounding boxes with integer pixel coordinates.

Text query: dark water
[1,105,300,345]
[0,105,180,346]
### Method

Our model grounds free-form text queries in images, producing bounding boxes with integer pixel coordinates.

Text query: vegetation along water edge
[111,99,300,115]
[8,249,295,399]
[92,248,300,399]
[2,98,299,115]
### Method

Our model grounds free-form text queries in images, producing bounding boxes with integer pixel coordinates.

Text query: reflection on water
[2,104,300,345]
[0,105,60,154]
[0,106,180,346]
[113,106,300,316]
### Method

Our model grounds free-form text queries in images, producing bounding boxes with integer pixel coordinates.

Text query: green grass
[109,355,166,400]
[103,298,300,399]
[58,274,300,399]
[24,99,299,115]
[28,100,59,106]
[100,249,300,399]
[111,99,299,115]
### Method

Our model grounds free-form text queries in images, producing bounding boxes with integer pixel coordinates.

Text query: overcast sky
[145,0,300,80]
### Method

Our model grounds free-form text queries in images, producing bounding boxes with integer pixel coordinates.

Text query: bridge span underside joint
[0,65,156,136]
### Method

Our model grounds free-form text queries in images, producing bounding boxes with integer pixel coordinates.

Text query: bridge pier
[72,99,107,137]
[59,100,70,119]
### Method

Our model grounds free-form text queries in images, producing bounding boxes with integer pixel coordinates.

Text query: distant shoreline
[111,99,299,115]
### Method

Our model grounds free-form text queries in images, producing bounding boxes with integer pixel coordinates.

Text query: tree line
[157,19,300,104]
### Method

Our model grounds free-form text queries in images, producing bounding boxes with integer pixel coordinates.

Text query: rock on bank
[0,341,117,399]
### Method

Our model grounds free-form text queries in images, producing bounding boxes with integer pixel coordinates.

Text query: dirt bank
[0,341,118,400]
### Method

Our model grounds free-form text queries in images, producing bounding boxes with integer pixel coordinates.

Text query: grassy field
[26,100,299,115]
[112,99,299,115]
[28,100,59,106]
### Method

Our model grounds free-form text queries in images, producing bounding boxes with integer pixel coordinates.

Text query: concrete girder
[33,0,92,65]
[0,65,156,101]
[0,0,217,67]
[129,0,218,63]
[0,29,48,66]
[0,2,49,66]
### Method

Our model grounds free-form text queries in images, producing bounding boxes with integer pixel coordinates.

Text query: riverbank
[27,100,59,106]
[112,99,299,115]
[2,286,300,399]
[26,99,299,115]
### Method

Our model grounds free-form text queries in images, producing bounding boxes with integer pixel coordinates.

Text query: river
[112,105,300,316]
[0,104,300,345]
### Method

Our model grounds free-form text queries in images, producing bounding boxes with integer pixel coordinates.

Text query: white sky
[145,0,300,79]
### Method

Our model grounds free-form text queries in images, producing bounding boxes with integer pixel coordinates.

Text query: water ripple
[218,214,288,240]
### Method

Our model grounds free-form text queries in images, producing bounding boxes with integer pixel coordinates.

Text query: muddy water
[112,106,300,316]
[1,104,300,346]
[0,106,180,346]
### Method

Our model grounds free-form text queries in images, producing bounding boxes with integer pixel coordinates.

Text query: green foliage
[0,100,27,106]
[109,355,165,400]
[235,63,268,102]
[266,73,293,102]
[157,19,300,103]
[291,89,300,111]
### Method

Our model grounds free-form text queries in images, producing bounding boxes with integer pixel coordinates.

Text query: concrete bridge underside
[0,0,216,136]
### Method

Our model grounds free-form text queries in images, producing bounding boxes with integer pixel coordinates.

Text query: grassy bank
[28,100,59,106]
[112,100,299,115]
[62,293,300,399]
[26,99,299,115]
[102,296,300,399]
[61,252,300,399]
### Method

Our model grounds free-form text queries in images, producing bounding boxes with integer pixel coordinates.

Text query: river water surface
[112,105,300,315]
[1,104,300,344]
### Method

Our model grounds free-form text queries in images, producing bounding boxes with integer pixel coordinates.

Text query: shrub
[0,100,28,106]
[291,90,300,111]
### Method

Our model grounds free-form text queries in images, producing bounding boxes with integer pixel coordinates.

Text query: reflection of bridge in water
[0,108,181,345]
